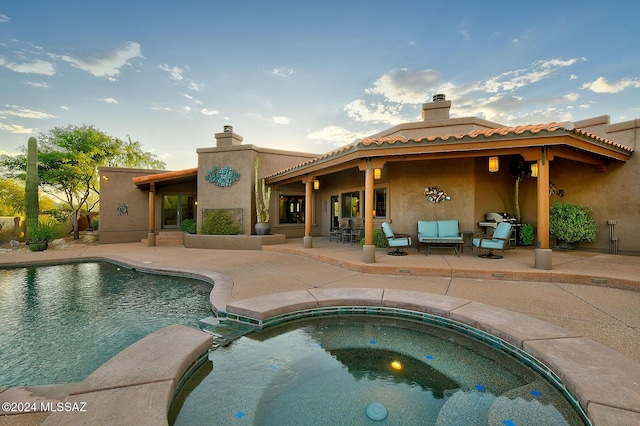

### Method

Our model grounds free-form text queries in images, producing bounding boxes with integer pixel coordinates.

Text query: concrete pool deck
[1,237,639,425]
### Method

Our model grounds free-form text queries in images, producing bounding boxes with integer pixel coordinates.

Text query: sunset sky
[2,1,638,170]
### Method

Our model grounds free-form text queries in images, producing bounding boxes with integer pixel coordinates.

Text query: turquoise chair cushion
[418,221,438,239]
[438,220,460,238]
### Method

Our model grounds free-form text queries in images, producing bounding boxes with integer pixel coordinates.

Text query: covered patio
[266,121,632,269]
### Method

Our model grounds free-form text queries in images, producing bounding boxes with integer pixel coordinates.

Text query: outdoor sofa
[416,220,464,256]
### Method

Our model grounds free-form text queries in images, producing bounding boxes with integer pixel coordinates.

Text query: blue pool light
[235,411,245,419]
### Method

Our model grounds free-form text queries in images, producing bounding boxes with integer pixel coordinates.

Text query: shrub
[201,209,241,235]
[359,228,388,248]
[179,218,196,234]
[28,223,56,242]
[520,223,535,246]
[549,201,597,245]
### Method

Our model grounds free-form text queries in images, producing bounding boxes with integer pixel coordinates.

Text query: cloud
[344,100,406,125]
[0,105,55,119]
[160,64,184,81]
[365,68,441,103]
[98,98,118,104]
[273,116,290,125]
[307,125,370,146]
[0,123,33,133]
[60,41,142,80]
[201,108,219,116]
[247,112,291,125]
[581,76,640,93]
[25,81,48,88]
[0,57,55,75]
[272,68,295,77]
[476,58,585,94]
[0,14,9,23]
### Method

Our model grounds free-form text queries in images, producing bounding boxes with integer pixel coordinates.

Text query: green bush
[520,223,535,246]
[359,228,388,248]
[549,201,597,245]
[179,218,196,234]
[28,223,56,242]
[201,209,241,235]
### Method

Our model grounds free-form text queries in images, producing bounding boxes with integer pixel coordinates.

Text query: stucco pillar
[148,182,156,247]
[304,180,313,248]
[535,149,551,269]
[363,161,375,263]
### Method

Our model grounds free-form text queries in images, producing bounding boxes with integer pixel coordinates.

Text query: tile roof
[266,121,633,180]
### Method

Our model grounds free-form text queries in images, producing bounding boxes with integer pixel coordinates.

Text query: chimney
[422,94,451,121]
[215,125,243,147]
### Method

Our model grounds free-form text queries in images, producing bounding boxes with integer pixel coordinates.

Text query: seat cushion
[473,238,504,250]
[418,221,438,238]
[437,220,459,238]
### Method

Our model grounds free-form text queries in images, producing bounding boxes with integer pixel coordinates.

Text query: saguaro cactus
[254,158,271,223]
[25,136,39,241]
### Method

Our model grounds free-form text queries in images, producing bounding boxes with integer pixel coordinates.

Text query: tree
[508,155,532,222]
[0,178,26,216]
[0,125,165,239]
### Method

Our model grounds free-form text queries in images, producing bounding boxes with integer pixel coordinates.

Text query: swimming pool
[171,315,586,425]
[0,261,213,388]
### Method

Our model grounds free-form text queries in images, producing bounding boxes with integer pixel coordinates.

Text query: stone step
[141,232,184,246]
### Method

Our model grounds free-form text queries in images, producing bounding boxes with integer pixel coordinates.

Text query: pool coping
[224,287,640,425]
[1,256,639,425]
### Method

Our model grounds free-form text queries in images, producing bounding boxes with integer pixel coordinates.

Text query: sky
[1,1,639,171]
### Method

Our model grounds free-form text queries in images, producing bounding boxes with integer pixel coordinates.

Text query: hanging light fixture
[530,162,538,177]
[374,168,382,179]
[313,179,320,190]
[488,156,499,172]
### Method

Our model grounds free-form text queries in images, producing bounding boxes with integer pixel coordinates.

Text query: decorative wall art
[424,187,451,203]
[205,165,240,188]
[116,203,129,216]
[549,182,565,197]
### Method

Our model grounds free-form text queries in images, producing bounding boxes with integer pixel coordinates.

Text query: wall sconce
[313,179,319,190]
[372,209,376,218]
[102,175,109,181]
[488,157,499,173]
[530,162,538,177]
[374,168,382,179]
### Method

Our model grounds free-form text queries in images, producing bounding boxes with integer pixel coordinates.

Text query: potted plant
[254,159,271,235]
[27,223,56,251]
[520,223,535,246]
[549,201,597,249]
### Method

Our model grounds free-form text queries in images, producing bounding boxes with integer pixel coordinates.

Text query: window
[374,188,387,217]
[341,192,360,218]
[279,195,305,224]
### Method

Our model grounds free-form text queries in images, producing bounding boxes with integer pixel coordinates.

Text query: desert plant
[254,159,271,223]
[27,223,56,243]
[549,201,597,246]
[179,218,196,234]
[520,223,535,246]
[201,209,241,235]
[25,136,39,241]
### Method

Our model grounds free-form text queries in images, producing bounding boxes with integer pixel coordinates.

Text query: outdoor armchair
[381,222,412,256]
[472,222,513,259]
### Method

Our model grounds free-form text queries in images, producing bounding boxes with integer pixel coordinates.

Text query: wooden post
[536,150,550,249]
[149,182,156,234]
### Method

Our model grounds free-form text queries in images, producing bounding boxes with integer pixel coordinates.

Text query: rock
[51,238,67,249]
[83,234,98,243]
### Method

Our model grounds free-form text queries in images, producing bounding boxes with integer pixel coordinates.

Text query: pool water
[0,262,213,388]
[172,316,585,425]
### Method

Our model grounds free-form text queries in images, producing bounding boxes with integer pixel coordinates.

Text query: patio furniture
[346,218,364,245]
[472,222,513,259]
[416,220,464,256]
[330,218,350,243]
[381,222,412,256]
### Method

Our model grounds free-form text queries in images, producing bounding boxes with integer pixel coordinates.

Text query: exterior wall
[196,144,315,236]
[98,167,163,244]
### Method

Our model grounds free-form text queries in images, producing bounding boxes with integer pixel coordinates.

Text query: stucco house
[99,96,638,268]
